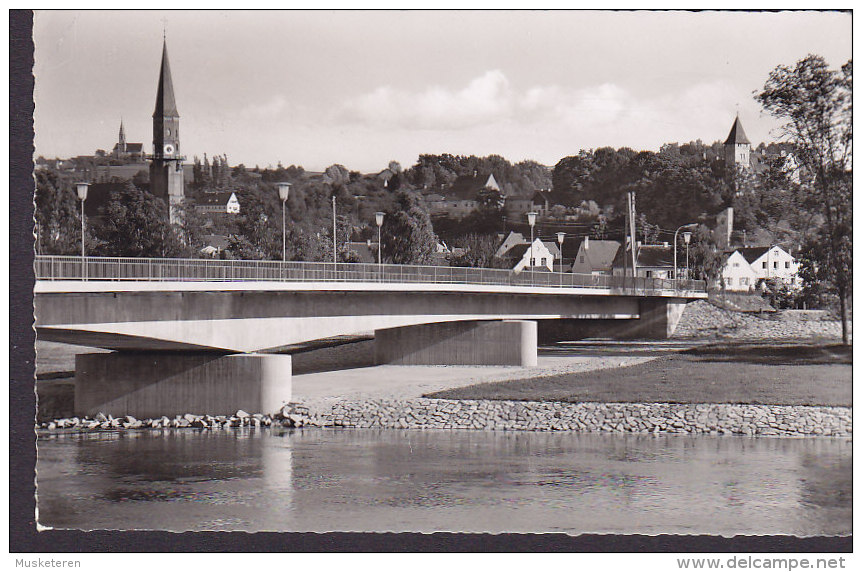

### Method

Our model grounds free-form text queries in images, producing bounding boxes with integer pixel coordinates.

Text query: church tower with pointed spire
[149,38,184,223]
[117,119,127,153]
[724,114,751,171]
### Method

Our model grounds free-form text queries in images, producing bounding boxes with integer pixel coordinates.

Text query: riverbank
[36,400,852,437]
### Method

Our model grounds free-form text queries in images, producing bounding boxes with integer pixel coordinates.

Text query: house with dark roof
[494,231,528,257]
[570,238,621,275]
[612,243,676,279]
[503,196,533,218]
[428,172,501,219]
[195,191,240,215]
[531,190,552,217]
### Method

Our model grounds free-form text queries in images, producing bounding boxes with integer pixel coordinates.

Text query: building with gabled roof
[195,191,240,214]
[570,237,621,275]
[507,238,556,272]
[494,231,528,257]
[612,243,676,279]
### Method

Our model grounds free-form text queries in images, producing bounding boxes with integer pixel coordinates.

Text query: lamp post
[277,182,291,262]
[673,223,697,283]
[527,212,537,285]
[683,231,692,280]
[76,182,89,280]
[375,211,385,279]
[556,231,566,287]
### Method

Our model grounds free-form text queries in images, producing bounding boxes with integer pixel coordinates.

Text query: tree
[449,234,505,268]
[687,225,726,284]
[756,55,852,343]
[95,183,186,257]
[381,192,438,264]
[34,169,82,255]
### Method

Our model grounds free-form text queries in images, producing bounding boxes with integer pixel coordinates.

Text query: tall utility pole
[627,191,637,283]
[332,195,337,265]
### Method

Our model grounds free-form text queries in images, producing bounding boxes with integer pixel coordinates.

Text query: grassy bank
[427,342,852,407]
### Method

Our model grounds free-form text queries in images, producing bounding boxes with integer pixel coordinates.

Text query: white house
[508,238,555,272]
[739,245,800,287]
[719,250,759,291]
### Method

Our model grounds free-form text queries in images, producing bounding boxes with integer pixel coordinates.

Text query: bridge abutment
[538,298,688,342]
[74,352,292,418]
[374,320,538,366]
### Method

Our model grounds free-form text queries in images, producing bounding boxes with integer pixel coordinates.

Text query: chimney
[584,236,589,250]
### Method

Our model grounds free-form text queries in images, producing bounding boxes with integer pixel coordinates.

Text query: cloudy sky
[34,10,851,173]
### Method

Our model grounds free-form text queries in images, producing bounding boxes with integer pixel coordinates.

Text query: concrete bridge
[35,255,707,418]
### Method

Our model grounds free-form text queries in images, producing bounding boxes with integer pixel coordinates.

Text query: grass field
[427,342,852,407]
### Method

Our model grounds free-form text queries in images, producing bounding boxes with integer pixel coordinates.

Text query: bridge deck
[35,255,707,298]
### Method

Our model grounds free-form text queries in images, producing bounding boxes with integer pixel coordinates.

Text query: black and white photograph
[21,8,851,543]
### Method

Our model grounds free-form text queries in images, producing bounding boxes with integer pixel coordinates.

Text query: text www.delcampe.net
[677,556,848,570]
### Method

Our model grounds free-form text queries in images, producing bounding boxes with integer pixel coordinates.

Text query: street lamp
[375,211,385,278]
[76,182,89,280]
[277,182,291,262]
[683,231,692,280]
[673,223,697,282]
[556,231,566,286]
[527,212,537,285]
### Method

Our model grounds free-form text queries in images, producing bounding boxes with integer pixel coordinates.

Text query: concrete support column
[75,352,292,418]
[375,320,538,366]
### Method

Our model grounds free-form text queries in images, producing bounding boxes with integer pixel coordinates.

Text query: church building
[111,119,145,162]
[149,39,185,224]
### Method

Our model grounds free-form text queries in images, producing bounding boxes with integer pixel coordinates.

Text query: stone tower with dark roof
[149,39,184,223]
[724,114,751,171]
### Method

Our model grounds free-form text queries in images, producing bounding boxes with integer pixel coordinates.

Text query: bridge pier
[538,298,688,342]
[74,352,292,419]
[374,320,538,366]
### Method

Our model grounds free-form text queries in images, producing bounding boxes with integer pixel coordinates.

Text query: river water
[36,429,851,535]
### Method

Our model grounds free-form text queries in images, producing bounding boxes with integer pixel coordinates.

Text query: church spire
[153,39,179,118]
[118,118,126,148]
[724,114,750,145]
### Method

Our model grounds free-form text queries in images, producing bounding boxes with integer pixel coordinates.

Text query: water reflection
[36,429,851,535]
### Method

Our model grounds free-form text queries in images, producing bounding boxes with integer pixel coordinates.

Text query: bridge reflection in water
[35,429,852,535]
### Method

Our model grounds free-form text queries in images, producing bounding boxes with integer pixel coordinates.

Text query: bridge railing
[34,255,706,294]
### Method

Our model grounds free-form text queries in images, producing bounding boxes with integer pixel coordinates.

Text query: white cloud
[239,95,288,120]
[339,70,514,130]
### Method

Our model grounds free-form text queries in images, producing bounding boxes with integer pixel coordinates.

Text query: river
[36,429,851,535]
